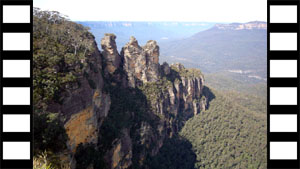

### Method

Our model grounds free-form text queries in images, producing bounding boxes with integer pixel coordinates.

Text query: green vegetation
[33,8,267,169]
[33,150,71,169]
[180,89,266,169]
[33,8,95,109]
[224,90,266,113]
[33,8,97,168]
[205,72,267,99]
[33,151,56,169]
[170,64,203,79]
[33,112,68,155]
[138,77,172,103]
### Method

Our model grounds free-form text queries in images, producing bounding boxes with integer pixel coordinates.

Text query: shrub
[34,112,68,155]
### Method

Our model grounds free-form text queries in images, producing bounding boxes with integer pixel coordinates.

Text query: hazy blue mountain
[77,21,216,50]
[34,9,267,168]
[78,21,267,96]
[159,21,267,82]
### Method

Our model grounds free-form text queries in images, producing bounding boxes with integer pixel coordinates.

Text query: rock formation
[101,33,122,76]
[49,33,208,169]
[46,40,111,153]
[98,34,207,168]
[121,36,160,87]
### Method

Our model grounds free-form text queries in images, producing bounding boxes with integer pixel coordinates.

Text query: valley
[33,8,267,169]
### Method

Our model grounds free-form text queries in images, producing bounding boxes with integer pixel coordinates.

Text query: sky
[34,0,267,22]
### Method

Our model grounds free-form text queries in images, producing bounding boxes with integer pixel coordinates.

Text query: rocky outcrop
[161,62,171,75]
[143,40,160,82]
[101,33,122,76]
[139,62,205,139]
[99,36,207,168]
[49,34,208,169]
[46,40,112,157]
[109,129,132,169]
[121,36,160,87]
[121,36,147,87]
[64,106,97,152]
[158,62,205,117]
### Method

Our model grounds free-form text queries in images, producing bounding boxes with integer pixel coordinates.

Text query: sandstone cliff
[46,40,111,153]
[51,33,208,169]
[98,34,207,169]
[121,36,160,87]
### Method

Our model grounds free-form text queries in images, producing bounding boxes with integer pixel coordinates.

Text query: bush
[33,8,95,108]
[180,91,267,169]
[34,112,68,155]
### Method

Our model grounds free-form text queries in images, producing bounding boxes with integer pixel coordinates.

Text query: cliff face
[121,36,160,88]
[214,21,267,30]
[53,33,208,169]
[98,34,207,169]
[101,34,122,76]
[46,40,111,154]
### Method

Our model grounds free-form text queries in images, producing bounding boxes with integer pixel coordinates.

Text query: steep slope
[33,9,208,169]
[160,21,267,97]
[160,21,266,75]
[33,9,111,168]
[180,90,267,169]
[33,9,124,168]
[33,9,267,169]
[99,34,208,169]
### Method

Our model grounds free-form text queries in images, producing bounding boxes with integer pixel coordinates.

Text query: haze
[34,0,267,22]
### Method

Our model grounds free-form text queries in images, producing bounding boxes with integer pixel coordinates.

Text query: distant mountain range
[34,9,267,168]
[79,21,267,95]
[78,21,266,81]
[214,21,266,30]
[160,21,267,81]
[77,21,216,50]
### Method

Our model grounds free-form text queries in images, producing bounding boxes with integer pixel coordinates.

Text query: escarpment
[32,10,211,169]
[34,12,267,169]
[47,33,209,169]
[101,33,122,76]
[121,36,160,87]
[99,34,208,169]
[45,39,112,153]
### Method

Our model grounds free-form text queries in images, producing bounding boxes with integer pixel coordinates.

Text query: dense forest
[180,90,267,169]
[33,8,267,169]
[204,72,267,99]
[33,8,96,168]
[33,8,95,108]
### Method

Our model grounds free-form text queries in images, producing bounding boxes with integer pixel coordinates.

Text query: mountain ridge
[213,21,266,30]
[159,21,267,96]
[33,9,267,169]
[33,9,210,169]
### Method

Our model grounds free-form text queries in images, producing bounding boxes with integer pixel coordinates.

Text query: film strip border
[267,0,300,168]
[0,0,33,168]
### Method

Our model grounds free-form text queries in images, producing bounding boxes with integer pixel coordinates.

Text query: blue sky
[34,0,267,22]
